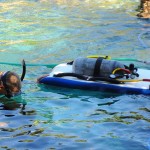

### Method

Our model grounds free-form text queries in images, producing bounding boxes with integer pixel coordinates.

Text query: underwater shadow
[37,84,121,99]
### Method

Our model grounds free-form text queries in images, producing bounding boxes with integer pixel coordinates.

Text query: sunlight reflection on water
[0,0,147,64]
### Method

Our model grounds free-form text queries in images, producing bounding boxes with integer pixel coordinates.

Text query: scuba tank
[72,57,124,78]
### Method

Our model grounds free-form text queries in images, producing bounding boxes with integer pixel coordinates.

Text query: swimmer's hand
[37,75,49,83]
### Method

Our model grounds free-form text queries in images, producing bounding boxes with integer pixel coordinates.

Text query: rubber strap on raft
[93,57,103,77]
[53,73,122,84]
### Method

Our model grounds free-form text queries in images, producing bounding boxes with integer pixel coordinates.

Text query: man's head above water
[0,71,22,98]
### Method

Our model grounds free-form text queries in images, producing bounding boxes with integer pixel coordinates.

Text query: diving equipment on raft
[71,57,139,80]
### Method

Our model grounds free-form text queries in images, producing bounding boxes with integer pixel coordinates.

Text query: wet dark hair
[1,71,22,98]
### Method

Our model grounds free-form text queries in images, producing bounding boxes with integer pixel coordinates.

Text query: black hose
[54,73,122,84]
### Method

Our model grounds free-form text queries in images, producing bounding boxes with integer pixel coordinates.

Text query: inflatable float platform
[38,57,150,95]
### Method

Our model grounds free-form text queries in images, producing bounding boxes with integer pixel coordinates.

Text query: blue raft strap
[53,73,122,84]
[93,57,103,77]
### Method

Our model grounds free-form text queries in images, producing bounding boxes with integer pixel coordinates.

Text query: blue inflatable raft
[38,63,150,95]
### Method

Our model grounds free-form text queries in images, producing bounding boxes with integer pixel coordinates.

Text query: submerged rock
[137,0,150,18]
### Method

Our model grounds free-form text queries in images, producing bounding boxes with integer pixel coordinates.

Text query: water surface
[0,0,150,149]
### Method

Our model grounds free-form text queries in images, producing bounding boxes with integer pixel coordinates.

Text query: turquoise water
[0,0,150,149]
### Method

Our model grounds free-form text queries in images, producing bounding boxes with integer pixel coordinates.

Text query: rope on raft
[0,62,57,68]
[0,58,149,67]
